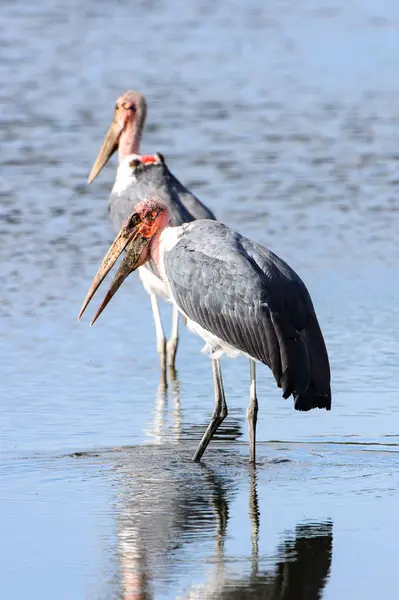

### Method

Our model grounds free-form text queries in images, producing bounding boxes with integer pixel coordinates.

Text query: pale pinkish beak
[88,119,122,184]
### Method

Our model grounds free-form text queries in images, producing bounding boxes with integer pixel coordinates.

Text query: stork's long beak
[78,214,149,325]
[88,119,122,184]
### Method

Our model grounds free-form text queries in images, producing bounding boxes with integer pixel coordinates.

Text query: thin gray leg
[150,294,167,371]
[167,304,179,371]
[192,359,228,462]
[247,359,259,464]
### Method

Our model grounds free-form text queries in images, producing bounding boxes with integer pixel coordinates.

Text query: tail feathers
[271,313,310,400]
[293,314,331,411]
[279,335,309,399]
[270,311,331,412]
[294,385,332,411]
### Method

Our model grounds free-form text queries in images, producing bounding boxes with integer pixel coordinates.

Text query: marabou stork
[87,91,215,372]
[79,193,331,464]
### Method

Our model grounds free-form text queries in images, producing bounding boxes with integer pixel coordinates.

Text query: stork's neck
[118,121,141,164]
[149,228,166,270]
[149,225,186,279]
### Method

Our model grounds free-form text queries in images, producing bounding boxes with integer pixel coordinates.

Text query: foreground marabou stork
[87,91,215,372]
[79,196,331,463]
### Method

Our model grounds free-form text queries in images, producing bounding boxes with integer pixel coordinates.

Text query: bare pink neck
[149,230,164,271]
[118,121,141,163]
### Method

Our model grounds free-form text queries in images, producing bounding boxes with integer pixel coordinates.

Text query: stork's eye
[122,102,136,111]
[126,213,140,228]
[129,159,141,168]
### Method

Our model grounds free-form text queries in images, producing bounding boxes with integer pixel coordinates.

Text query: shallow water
[1,0,399,598]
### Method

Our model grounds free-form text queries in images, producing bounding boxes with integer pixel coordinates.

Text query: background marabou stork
[87,91,215,373]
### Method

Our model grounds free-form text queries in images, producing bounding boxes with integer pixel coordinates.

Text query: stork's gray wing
[164,220,331,410]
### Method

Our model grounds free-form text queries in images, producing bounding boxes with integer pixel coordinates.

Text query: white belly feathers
[185,317,246,360]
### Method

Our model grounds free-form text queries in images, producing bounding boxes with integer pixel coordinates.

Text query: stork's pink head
[78,198,169,325]
[134,198,170,238]
[88,90,147,184]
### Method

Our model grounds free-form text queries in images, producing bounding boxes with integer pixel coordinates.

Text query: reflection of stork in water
[182,468,333,600]
[111,460,332,600]
[115,456,235,600]
[145,372,182,445]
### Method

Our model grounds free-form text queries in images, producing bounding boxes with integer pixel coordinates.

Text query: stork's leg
[150,294,167,370]
[247,359,259,464]
[192,359,228,462]
[167,304,179,371]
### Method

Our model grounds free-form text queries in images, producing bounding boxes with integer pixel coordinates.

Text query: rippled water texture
[1,0,399,598]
